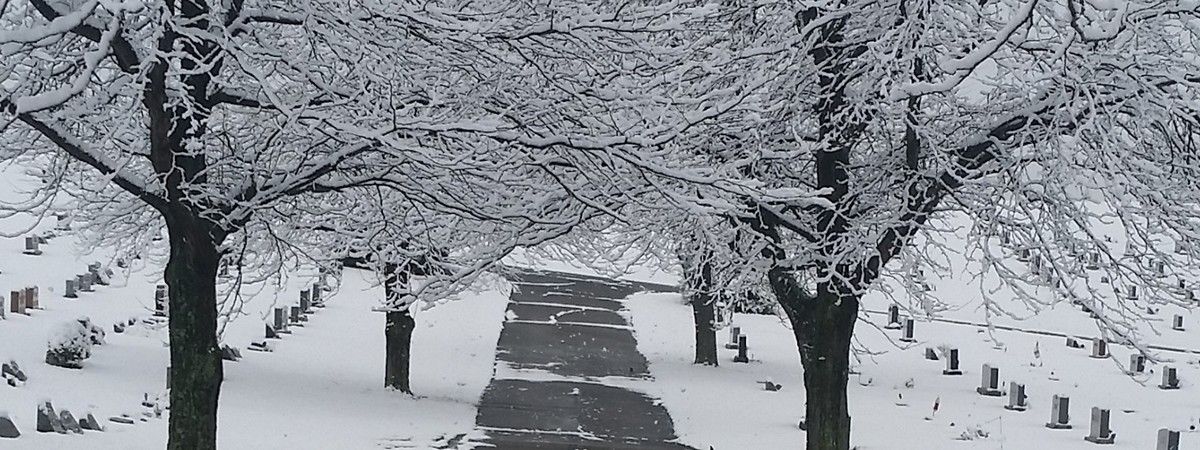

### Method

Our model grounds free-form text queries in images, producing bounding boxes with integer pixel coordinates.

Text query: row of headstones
[1064,337,1182,389]
[888,303,1187,356]
[726,326,750,363]
[2,286,41,318]
[885,305,918,342]
[939,353,1183,447]
[248,282,327,352]
[63,264,112,300]
[0,401,105,439]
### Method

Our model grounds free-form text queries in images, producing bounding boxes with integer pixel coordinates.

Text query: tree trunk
[795,297,855,450]
[383,263,415,393]
[384,311,416,393]
[163,213,223,450]
[770,269,858,450]
[691,295,719,366]
[681,249,720,366]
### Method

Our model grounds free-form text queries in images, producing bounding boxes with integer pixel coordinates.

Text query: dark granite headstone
[1046,395,1071,429]
[943,348,962,375]
[733,335,749,363]
[0,414,18,438]
[1084,407,1116,444]
[79,412,105,431]
[1157,428,1180,450]
[108,416,135,425]
[60,410,82,434]
[36,402,66,434]
[220,345,242,362]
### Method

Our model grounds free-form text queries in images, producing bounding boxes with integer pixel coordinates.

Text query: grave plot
[626,291,1199,450]
[0,211,511,448]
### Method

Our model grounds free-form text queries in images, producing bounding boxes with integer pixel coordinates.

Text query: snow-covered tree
[0,1,733,448]
[668,2,1200,449]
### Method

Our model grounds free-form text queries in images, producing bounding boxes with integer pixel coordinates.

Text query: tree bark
[691,294,719,366]
[770,268,858,450]
[163,211,223,450]
[383,263,415,393]
[384,311,416,394]
[683,251,719,366]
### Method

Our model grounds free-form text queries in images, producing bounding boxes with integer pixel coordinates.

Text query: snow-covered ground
[0,228,509,449]
[626,291,1200,449]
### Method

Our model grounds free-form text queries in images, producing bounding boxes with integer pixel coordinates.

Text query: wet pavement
[471,270,693,449]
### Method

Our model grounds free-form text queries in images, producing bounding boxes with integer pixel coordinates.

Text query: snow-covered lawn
[0,230,508,449]
[626,292,1200,450]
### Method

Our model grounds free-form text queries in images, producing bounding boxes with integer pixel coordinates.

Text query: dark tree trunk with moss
[768,267,859,450]
[383,264,415,393]
[691,295,719,366]
[163,210,225,450]
[682,250,719,366]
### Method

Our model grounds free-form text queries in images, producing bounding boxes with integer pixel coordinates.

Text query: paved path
[470,270,693,449]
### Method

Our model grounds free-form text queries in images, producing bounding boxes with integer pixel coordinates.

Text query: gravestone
[1126,285,1138,300]
[977,364,1002,396]
[289,306,304,326]
[1171,315,1185,331]
[24,287,38,309]
[924,347,938,360]
[88,263,108,286]
[1046,395,1072,429]
[1067,337,1085,349]
[885,305,902,329]
[1128,354,1146,374]
[36,402,66,434]
[265,323,279,339]
[1031,255,1042,272]
[725,326,740,349]
[943,348,962,375]
[1090,338,1108,359]
[23,236,42,255]
[273,308,290,334]
[77,274,93,292]
[899,318,916,343]
[0,295,4,320]
[1154,260,1166,277]
[79,412,104,432]
[2,360,27,382]
[64,279,77,299]
[1084,407,1116,444]
[108,416,136,425]
[220,345,242,362]
[154,285,168,317]
[248,340,274,352]
[9,291,24,315]
[311,283,323,306]
[1018,248,1031,262]
[0,413,18,438]
[1157,428,1181,450]
[1004,382,1027,411]
[1159,366,1180,390]
[1087,252,1100,270]
[59,410,82,434]
[300,289,312,313]
[733,335,749,363]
